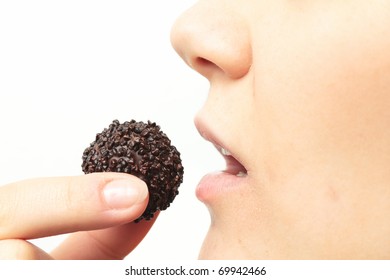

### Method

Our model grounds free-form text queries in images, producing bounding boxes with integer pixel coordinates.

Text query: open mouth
[215,145,248,177]
[195,141,250,203]
[194,118,250,202]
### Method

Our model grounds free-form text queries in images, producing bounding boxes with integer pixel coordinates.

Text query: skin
[171,0,390,258]
[0,173,156,259]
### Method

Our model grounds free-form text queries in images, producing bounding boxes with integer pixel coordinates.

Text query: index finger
[0,173,149,240]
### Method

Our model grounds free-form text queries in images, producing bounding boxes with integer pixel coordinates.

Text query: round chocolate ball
[82,119,184,221]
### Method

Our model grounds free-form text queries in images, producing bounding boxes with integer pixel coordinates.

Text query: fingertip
[83,172,150,223]
[102,177,148,210]
[69,173,150,226]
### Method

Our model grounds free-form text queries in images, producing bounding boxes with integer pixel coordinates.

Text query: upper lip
[194,117,248,177]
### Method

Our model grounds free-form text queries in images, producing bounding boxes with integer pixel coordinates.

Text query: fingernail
[103,179,148,209]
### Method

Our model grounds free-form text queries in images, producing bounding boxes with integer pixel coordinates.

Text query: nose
[170,2,252,81]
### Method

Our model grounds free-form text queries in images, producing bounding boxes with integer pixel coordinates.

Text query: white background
[0,0,224,260]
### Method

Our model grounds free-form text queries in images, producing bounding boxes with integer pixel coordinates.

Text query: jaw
[198,160,390,259]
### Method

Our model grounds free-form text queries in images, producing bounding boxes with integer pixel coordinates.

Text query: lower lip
[195,171,249,204]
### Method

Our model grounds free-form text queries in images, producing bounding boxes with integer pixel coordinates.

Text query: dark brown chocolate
[82,119,184,221]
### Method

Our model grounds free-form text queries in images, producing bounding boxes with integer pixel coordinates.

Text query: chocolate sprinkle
[82,119,184,221]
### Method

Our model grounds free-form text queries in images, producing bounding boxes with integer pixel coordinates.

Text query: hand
[0,173,155,259]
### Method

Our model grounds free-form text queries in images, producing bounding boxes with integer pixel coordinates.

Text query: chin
[197,213,262,260]
[198,231,245,260]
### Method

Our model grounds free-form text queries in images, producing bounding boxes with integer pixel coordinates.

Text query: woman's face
[171,0,390,259]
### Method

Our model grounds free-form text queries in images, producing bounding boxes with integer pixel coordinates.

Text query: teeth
[221,147,232,156]
[236,171,247,177]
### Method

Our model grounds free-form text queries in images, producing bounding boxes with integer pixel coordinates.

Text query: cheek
[252,7,390,183]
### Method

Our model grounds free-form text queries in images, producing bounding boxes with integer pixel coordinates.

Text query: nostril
[196,57,213,67]
[192,57,223,78]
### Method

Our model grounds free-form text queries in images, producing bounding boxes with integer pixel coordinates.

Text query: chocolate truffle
[82,119,184,221]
